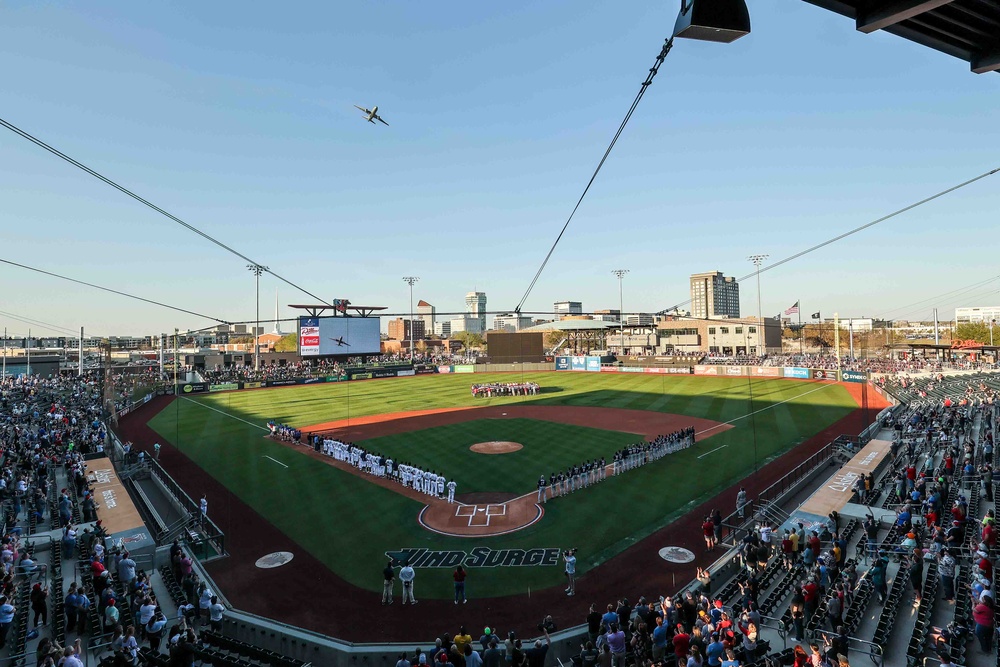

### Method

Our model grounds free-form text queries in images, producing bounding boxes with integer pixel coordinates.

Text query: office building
[956,307,1000,324]
[624,313,655,327]
[450,316,484,336]
[592,309,620,323]
[417,300,436,333]
[433,321,452,337]
[493,313,533,332]
[554,301,583,320]
[465,291,487,332]
[657,316,781,355]
[689,271,740,319]
[387,318,426,341]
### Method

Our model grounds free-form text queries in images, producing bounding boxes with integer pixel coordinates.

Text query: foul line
[695,382,839,437]
[697,445,729,459]
[263,455,289,468]
[179,396,269,431]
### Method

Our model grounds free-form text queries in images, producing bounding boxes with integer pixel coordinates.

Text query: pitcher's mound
[470,441,523,454]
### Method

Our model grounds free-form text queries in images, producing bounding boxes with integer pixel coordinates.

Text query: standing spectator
[399,561,416,605]
[973,596,995,652]
[525,630,550,667]
[938,548,956,601]
[30,583,48,628]
[209,596,225,632]
[605,623,626,667]
[146,610,167,652]
[736,487,748,520]
[76,586,91,635]
[564,549,577,596]
[199,495,208,525]
[0,596,14,649]
[453,566,468,605]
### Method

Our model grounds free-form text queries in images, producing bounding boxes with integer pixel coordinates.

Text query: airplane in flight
[329,336,350,347]
[354,105,389,126]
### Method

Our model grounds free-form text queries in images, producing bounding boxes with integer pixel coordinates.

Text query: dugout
[484,331,545,363]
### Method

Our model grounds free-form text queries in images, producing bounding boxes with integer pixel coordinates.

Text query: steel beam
[856,0,955,33]
[972,47,1000,73]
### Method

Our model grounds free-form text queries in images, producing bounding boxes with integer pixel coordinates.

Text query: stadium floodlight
[612,270,629,358]
[747,255,768,357]
[247,264,268,371]
[402,277,420,361]
[673,0,751,43]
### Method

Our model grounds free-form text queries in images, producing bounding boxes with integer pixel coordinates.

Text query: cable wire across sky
[0,115,334,309]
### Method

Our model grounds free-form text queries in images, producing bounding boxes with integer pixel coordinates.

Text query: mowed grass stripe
[148,373,859,599]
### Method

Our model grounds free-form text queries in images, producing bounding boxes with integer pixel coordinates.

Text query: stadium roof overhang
[802,0,1000,73]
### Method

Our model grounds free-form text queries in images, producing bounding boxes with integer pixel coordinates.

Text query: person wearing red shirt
[672,625,690,662]
[977,553,993,580]
[801,579,819,620]
[807,532,821,555]
[703,517,716,552]
[983,521,996,550]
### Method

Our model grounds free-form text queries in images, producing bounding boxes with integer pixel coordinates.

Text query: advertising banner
[265,379,301,387]
[352,372,373,380]
[642,367,667,374]
[600,366,620,372]
[372,369,398,379]
[438,366,452,374]
[180,383,209,394]
[302,377,324,384]
[298,317,319,355]
[619,366,644,373]
[570,357,586,371]
[453,365,475,374]
[415,367,437,375]
[397,370,416,377]
[753,367,781,377]
[209,383,239,392]
[241,381,262,389]
[323,376,344,383]
[783,367,810,379]
[585,356,601,372]
[725,366,744,376]
[841,370,868,383]
[555,357,571,371]
[811,369,837,381]
[693,365,718,376]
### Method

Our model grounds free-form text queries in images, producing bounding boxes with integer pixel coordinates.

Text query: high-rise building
[554,301,583,320]
[689,271,740,319]
[493,313,533,332]
[434,321,452,337]
[465,291,487,331]
[417,300,436,333]
[387,318,426,341]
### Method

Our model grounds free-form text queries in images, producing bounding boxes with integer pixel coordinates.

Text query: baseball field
[144,371,861,601]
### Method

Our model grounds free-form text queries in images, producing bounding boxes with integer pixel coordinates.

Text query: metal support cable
[514,38,675,314]
[0,115,333,307]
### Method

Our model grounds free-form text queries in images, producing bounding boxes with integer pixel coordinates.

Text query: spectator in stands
[0,595,14,649]
[972,595,995,652]
[209,596,224,631]
[30,582,48,627]
[147,609,168,652]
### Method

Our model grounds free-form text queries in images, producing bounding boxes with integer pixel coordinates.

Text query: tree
[274,334,298,352]
[451,331,484,349]
[955,321,993,345]
[544,330,565,349]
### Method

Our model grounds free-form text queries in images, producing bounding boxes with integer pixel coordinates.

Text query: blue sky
[1,1,997,337]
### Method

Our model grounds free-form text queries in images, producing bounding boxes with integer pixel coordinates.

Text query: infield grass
[147,372,859,598]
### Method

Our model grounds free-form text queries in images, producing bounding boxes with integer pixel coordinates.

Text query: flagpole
[798,300,803,356]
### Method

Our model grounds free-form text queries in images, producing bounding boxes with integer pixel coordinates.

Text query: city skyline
[1,2,997,336]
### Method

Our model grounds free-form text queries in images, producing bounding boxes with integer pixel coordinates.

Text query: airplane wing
[354,105,371,114]
[376,115,389,126]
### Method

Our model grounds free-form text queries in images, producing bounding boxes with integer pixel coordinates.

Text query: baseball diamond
[123,370,886,642]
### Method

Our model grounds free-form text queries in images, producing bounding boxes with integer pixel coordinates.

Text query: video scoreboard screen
[298,317,381,356]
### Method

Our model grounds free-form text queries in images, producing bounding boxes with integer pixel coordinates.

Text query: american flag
[784,301,800,315]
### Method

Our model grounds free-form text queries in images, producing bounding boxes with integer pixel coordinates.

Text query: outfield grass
[148,372,858,599]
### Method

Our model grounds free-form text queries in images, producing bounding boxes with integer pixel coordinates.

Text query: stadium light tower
[612,270,629,357]
[403,277,419,360]
[247,264,268,371]
[747,254,768,357]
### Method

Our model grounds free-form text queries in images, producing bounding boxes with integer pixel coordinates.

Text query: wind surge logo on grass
[386,547,561,568]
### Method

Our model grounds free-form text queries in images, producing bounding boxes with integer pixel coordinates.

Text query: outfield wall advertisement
[556,356,603,372]
[783,367,811,379]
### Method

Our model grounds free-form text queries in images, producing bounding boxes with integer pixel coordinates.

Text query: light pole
[747,254,768,357]
[247,264,268,371]
[612,270,629,357]
[403,277,419,360]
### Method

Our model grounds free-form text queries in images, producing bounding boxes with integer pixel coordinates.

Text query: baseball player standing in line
[446,479,457,503]
[537,475,547,504]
